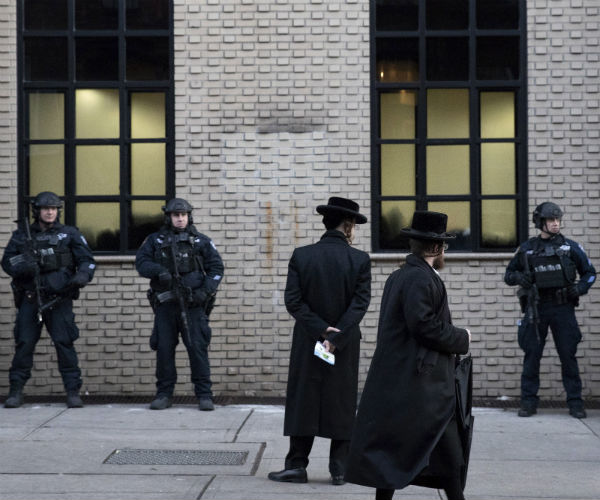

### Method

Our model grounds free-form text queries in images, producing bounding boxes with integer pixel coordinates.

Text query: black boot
[4,385,24,408]
[66,390,83,408]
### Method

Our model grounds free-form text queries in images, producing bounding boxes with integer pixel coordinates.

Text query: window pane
[480,91,515,138]
[76,89,120,139]
[380,91,417,139]
[427,89,469,138]
[126,0,170,30]
[426,0,468,30]
[76,38,119,81]
[428,201,470,248]
[380,200,416,250]
[375,0,418,31]
[75,0,118,30]
[381,145,415,196]
[28,93,64,140]
[481,199,517,247]
[129,200,164,250]
[426,37,468,81]
[376,38,419,83]
[477,0,519,29]
[28,145,64,196]
[481,143,515,195]
[426,145,469,195]
[131,93,166,139]
[477,36,519,80]
[127,37,169,81]
[24,0,67,30]
[76,146,119,195]
[131,144,166,195]
[24,37,68,81]
[77,203,120,251]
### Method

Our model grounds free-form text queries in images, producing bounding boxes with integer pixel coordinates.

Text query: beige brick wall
[0,1,598,403]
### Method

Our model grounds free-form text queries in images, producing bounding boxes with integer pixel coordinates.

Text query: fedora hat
[400,211,455,240]
[316,197,367,224]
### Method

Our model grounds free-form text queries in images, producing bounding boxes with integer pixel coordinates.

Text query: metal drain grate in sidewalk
[104,449,248,466]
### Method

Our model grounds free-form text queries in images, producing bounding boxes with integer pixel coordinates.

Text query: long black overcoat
[345,254,469,489]
[283,230,371,440]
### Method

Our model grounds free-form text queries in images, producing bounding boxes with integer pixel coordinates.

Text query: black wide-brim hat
[316,197,367,224]
[400,210,456,240]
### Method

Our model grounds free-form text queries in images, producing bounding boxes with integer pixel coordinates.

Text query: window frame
[17,0,175,255]
[370,0,528,253]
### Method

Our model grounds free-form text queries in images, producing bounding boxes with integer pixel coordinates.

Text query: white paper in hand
[314,341,335,365]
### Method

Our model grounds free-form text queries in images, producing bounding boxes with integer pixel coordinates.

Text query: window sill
[369,252,514,262]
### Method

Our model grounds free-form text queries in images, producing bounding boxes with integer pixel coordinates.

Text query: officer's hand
[14,258,38,277]
[70,270,89,288]
[566,285,580,300]
[192,288,208,306]
[514,272,533,289]
[158,271,172,288]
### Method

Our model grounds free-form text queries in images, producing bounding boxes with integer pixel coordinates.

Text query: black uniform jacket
[136,225,224,298]
[283,230,371,440]
[345,254,469,489]
[1,221,96,297]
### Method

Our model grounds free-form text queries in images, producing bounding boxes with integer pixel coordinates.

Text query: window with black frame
[372,0,526,252]
[20,0,173,253]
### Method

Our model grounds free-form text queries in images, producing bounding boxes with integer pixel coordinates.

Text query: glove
[192,288,208,306]
[566,285,580,300]
[158,270,172,288]
[11,253,38,277]
[513,272,533,289]
[70,271,89,288]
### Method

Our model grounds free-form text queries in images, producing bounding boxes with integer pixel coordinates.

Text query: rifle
[169,237,192,346]
[521,251,541,344]
[21,218,44,323]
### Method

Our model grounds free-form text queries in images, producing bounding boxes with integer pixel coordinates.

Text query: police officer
[136,198,224,411]
[504,202,596,418]
[1,192,96,408]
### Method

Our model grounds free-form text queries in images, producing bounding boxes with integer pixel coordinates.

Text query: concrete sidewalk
[0,403,598,500]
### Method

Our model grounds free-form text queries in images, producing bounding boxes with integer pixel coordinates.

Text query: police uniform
[136,215,223,407]
[1,206,96,407]
[505,232,596,415]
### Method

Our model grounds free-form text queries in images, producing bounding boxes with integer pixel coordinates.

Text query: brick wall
[0,0,598,403]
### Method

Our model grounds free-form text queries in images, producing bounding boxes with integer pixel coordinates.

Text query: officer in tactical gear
[136,198,224,411]
[504,202,596,419]
[1,191,96,408]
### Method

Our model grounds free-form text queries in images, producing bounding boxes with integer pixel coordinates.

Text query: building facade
[0,0,598,402]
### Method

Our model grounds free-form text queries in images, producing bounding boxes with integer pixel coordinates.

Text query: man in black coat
[268,197,371,486]
[344,211,471,500]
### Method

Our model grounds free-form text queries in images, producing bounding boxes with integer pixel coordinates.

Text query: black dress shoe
[569,407,587,419]
[331,475,346,486]
[518,406,537,417]
[268,468,307,483]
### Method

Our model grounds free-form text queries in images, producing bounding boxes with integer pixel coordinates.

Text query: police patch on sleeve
[210,240,217,250]
[80,235,89,246]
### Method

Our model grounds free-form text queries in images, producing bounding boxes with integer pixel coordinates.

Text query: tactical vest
[33,231,73,273]
[529,241,576,289]
[154,231,202,274]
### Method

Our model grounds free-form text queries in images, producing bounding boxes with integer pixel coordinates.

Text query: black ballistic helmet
[31,191,62,221]
[532,202,563,230]
[162,198,193,225]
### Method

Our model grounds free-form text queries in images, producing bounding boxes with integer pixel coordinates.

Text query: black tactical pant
[9,299,82,392]
[153,301,212,399]
[518,301,583,409]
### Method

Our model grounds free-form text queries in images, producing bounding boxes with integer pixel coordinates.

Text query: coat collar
[319,229,349,245]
